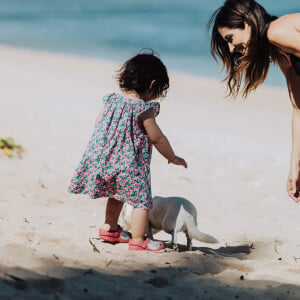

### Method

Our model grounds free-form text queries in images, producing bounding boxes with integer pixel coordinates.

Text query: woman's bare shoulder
[267,13,300,52]
[268,14,300,41]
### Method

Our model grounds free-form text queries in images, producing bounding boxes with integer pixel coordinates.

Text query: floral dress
[68,93,160,209]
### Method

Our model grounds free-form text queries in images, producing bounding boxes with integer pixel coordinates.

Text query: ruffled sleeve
[136,101,160,118]
[102,93,116,105]
[146,102,160,117]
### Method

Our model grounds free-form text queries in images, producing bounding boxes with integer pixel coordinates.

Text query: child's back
[69,92,160,209]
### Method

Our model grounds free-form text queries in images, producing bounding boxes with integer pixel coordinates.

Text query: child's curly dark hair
[117,50,169,101]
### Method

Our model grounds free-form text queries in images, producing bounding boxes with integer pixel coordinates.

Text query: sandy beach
[0,45,299,299]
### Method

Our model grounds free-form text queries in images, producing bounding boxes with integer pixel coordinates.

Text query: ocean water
[0,0,299,86]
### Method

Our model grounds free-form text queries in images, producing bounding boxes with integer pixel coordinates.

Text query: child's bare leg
[131,208,148,243]
[101,197,123,232]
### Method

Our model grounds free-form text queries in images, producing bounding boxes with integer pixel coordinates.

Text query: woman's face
[218,23,251,55]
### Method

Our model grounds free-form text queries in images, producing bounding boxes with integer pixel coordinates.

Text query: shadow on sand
[165,242,252,258]
[0,242,299,300]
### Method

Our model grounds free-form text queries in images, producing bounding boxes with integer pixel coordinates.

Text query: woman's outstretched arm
[288,108,300,202]
[287,77,300,203]
[278,57,300,203]
[269,14,300,202]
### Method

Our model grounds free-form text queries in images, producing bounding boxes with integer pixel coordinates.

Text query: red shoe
[129,237,165,251]
[99,225,131,243]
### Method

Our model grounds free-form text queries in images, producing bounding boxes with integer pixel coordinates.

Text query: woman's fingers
[288,189,299,203]
[287,178,300,203]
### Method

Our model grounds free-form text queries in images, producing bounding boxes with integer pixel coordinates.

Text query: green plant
[0,137,24,158]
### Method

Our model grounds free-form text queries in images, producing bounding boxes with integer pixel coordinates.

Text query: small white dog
[121,196,218,251]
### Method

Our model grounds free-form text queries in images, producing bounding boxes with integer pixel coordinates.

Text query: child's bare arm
[140,109,187,168]
[94,105,105,127]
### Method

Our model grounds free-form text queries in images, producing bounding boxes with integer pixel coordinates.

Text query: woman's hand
[286,168,300,203]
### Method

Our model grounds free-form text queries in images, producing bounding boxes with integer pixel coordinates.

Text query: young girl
[69,51,187,251]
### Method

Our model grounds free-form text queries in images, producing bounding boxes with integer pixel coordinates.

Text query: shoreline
[0,43,286,91]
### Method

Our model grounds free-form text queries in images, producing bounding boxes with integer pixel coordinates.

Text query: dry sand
[0,45,299,299]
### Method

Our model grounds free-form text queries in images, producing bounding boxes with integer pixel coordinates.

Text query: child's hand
[169,156,188,168]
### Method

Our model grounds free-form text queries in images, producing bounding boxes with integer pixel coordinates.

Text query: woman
[209,0,300,203]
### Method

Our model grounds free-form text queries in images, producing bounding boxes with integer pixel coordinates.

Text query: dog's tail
[187,224,218,244]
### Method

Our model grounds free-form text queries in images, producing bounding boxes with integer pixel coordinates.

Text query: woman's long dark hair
[208,0,280,97]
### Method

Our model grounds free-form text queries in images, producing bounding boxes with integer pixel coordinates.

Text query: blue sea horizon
[0,0,298,87]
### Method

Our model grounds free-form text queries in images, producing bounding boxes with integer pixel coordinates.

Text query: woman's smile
[218,24,251,55]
